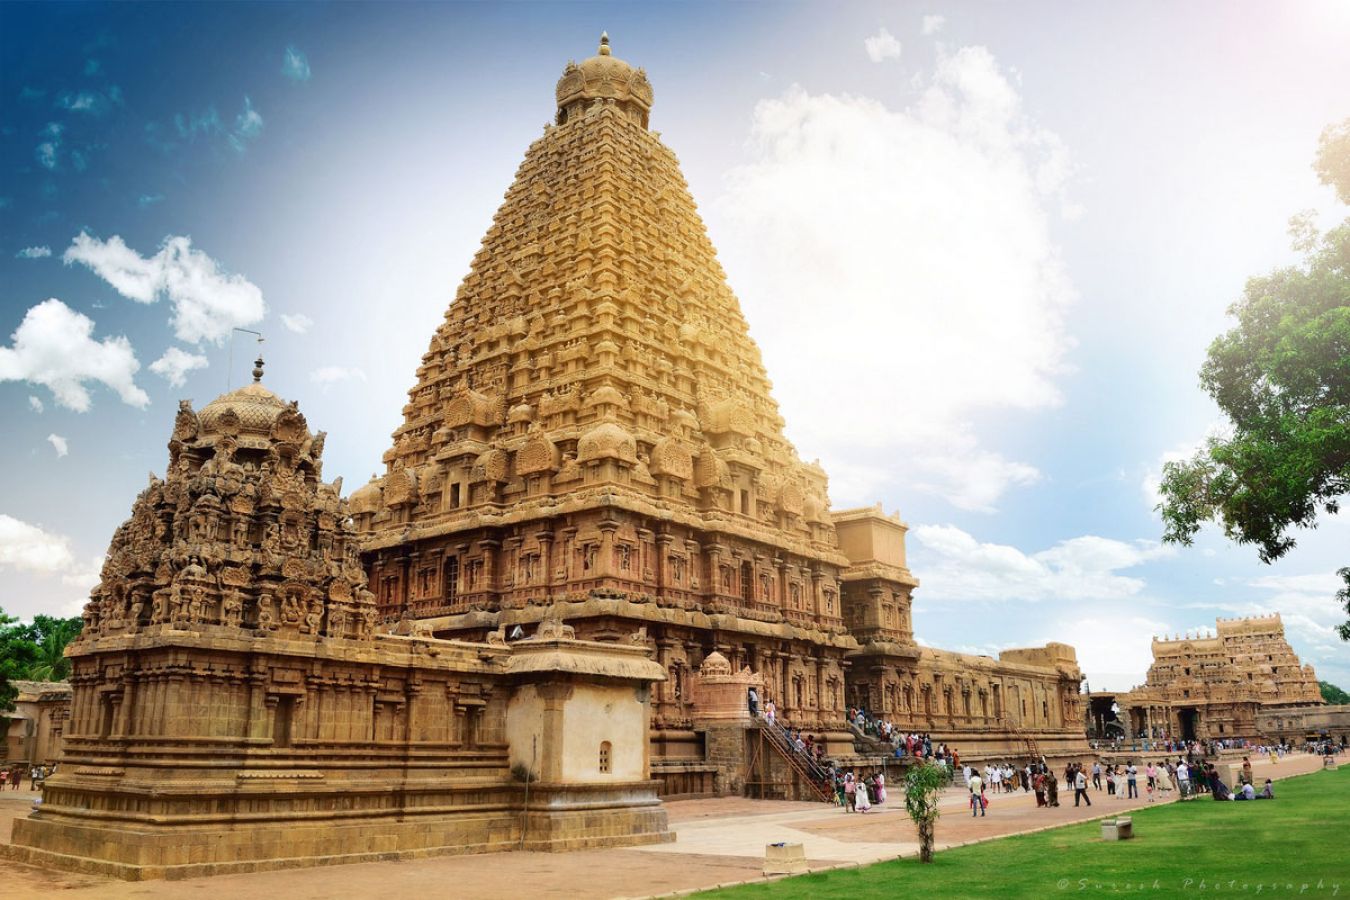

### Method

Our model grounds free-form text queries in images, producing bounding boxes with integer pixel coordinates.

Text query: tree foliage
[904,761,947,864]
[0,609,83,709]
[1158,118,1350,639]
[1321,680,1350,705]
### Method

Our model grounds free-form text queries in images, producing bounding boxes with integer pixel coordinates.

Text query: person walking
[1126,761,1139,799]
[968,770,986,817]
[1074,767,1092,807]
[843,772,856,812]
[855,776,872,813]
[1091,761,1102,790]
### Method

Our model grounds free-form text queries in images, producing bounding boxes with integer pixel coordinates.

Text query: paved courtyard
[0,752,1329,899]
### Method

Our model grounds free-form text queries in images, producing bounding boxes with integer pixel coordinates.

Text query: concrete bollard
[764,842,807,876]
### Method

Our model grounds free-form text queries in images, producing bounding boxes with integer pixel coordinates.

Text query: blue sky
[2,1,1347,691]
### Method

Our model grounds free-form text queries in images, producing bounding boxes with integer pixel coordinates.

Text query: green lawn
[699,766,1350,899]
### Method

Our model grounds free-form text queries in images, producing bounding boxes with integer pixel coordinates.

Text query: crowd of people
[0,763,55,790]
[753,695,1331,819]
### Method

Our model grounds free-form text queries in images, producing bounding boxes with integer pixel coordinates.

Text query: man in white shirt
[1074,768,1092,806]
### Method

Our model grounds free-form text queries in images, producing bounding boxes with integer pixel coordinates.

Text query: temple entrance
[1179,707,1199,742]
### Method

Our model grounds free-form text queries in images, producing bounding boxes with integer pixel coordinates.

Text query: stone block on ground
[763,842,807,875]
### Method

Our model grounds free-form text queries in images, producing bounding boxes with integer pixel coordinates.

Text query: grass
[698,766,1350,898]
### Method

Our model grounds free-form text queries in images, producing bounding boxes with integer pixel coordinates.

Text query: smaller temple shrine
[6,362,670,880]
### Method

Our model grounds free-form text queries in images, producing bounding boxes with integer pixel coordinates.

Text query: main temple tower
[355,36,1084,784]
[353,34,908,764]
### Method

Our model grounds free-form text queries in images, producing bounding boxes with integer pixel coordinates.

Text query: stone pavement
[0,751,1329,900]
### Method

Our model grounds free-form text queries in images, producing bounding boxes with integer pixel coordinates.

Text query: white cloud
[310,366,367,389]
[282,45,311,82]
[864,27,902,63]
[149,347,209,387]
[281,312,314,334]
[922,15,946,36]
[35,122,65,170]
[61,554,104,594]
[0,514,78,576]
[1045,614,1172,692]
[16,246,51,259]
[64,232,266,344]
[911,525,1175,603]
[46,433,68,457]
[0,298,149,411]
[229,97,264,153]
[28,395,44,413]
[0,516,103,615]
[715,44,1077,511]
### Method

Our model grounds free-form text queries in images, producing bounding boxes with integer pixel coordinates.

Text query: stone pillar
[560,527,577,584]
[655,532,672,598]
[536,530,554,595]
[535,682,574,782]
[810,567,823,622]
[478,539,500,593]
[598,522,618,578]
[707,543,724,602]
[396,554,411,613]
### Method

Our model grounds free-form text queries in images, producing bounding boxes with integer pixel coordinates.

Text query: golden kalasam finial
[252,355,265,383]
[599,31,611,56]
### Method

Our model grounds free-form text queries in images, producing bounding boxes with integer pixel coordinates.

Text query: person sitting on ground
[1257,779,1275,800]
[1234,782,1256,801]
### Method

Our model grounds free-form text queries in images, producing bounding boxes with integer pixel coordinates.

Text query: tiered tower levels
[353,37,1088,772]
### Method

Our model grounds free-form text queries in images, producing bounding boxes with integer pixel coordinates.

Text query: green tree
[0,609,40,711]
[1321,681,1350,705]
[904,761,947,863]
[1157,118,1350,639]
[21,615,83,681]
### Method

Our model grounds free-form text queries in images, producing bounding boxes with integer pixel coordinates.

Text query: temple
[7,362,671,879]
[352,34,1089,793]
[1087,614,1325,743]
[6,35,1103,881]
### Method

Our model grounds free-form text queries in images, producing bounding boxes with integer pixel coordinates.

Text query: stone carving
[76,362,372,646]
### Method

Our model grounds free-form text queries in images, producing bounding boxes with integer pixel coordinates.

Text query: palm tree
[20,615,82,682]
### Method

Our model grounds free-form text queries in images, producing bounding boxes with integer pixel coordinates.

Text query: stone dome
[199,382,290,436]
[555,33,654,124]
[700,651,732,677]
[348,474,384,516]
[584,385,628,409]
[577,420,637,463]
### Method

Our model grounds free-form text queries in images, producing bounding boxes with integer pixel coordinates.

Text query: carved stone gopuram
[353,35,1089,789]
[1094,614,1324,743]
[7,362,669,879]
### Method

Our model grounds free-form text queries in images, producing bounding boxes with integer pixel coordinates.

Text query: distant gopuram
[1090,613,1324,743]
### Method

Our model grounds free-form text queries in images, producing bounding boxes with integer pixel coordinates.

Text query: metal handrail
[758,719,833,789]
